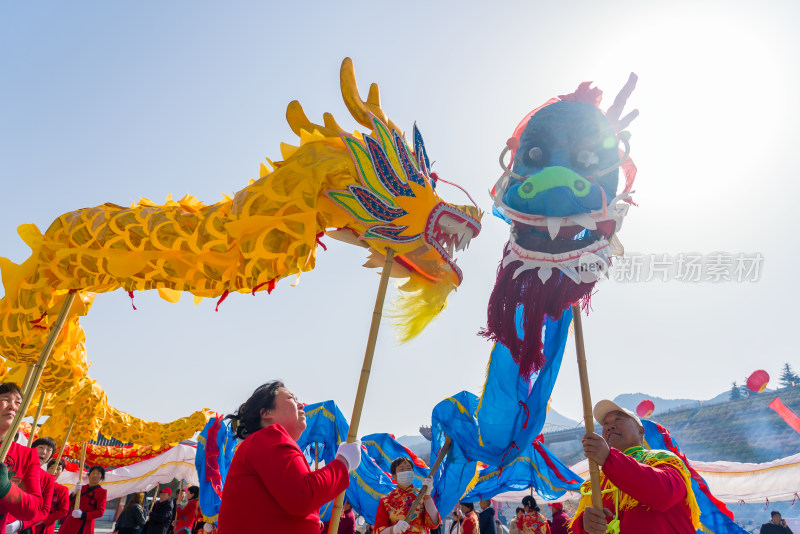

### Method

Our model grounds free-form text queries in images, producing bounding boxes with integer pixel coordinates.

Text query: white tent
[492,452,800,504]
[59,443,198,501]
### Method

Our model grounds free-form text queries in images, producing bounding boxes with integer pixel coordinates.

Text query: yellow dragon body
[0,58,482,445]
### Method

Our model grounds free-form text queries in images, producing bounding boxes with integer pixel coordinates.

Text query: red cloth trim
[769,398,800,435]
[205,415,224,497]
[531,440,578,485]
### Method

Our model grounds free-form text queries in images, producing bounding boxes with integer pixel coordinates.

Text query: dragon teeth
[547,217,561,240]
[567,213,597,230]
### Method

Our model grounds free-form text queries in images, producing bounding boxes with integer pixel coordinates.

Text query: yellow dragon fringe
[0,58,482,446]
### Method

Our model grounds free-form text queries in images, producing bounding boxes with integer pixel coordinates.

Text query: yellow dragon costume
[0,58,482,446]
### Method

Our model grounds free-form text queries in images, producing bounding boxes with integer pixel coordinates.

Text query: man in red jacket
[0,383,43,533]
[571,400,699,534]
[547,503,569,534]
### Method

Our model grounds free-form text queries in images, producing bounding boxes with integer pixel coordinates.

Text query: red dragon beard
[480,247,596,377]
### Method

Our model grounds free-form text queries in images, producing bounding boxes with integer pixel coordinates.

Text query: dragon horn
[605,72,639,133]
[323,112,345,133]
[340,58,402,134]
[286,100,342,138]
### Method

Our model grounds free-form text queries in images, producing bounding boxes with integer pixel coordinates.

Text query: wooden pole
[175,480,185,512]
[73,441,88,511]
[572,305,603,510]
[0,291,77,462]
[19,366,34,396]
[50,414,77,475]
[27,390,47,447]
[403,436,451,523]
[327,249,395,533]
[314,442,319,471]
[149,484,161,513]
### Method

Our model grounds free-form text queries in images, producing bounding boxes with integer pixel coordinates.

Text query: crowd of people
[0,381,212,534]
[210,381,728,533]
[0,378,793,533]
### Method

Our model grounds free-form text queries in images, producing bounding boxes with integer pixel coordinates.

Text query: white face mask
[396,471,415,487]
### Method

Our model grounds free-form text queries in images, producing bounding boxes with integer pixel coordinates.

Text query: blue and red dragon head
[483,75,639,376]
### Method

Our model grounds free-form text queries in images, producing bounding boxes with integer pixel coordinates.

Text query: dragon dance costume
[517,511,550,534]
[459,510,480,534]
[571,446,700,533]
[374,485,440,533]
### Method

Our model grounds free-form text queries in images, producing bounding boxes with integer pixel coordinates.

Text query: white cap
[593,399,643,429]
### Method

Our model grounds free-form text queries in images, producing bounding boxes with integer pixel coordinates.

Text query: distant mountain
[544,407,579,430]
[396,434,431,458]
[612,388,758,416]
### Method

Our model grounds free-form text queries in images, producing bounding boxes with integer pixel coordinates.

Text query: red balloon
[636,399,654,418]
[746,370,770,393]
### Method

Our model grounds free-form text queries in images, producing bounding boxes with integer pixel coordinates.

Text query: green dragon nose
[517,167,592,199]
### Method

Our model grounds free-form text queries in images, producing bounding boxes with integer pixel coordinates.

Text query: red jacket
[37,482,68,534]
[18,469,54,532]
[548,510,570,534]
[0,441,43,532]
[460,511,479,534]
[218,424,350,534]
[175,498,198,531]
[572,447,696,534]
[58,484,107,534]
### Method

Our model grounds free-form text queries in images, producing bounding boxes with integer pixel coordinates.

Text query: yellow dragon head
[281,58,483,339]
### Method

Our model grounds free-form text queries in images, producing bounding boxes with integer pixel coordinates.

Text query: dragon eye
[576,150,599,168]
[521,145,548,168]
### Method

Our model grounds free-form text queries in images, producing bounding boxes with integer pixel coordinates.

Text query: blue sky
[2,2,799,437]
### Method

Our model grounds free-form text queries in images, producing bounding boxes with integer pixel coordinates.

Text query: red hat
[548,502,563,510]
[160,487,172,496]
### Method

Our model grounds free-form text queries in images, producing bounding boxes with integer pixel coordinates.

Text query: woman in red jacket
[173,485,200,534]
[217,381,361,534]
[59,465,107,534]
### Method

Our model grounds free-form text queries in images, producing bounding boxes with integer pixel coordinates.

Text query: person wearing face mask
[217,381,359,534]
[373,457,440,534]
[571,400,699,534]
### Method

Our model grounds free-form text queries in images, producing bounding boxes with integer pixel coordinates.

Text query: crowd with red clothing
[0,376,705,534]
